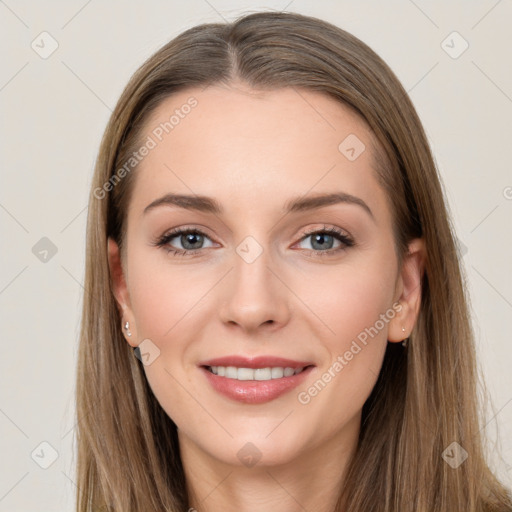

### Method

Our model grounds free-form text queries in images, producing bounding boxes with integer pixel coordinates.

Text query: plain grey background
[1,1,511,510]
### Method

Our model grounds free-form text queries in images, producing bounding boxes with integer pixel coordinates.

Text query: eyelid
[152,225,217,253]
[157,224,216,242]
[292,225,354,252]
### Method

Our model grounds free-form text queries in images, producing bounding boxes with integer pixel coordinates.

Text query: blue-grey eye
[298,232,343,251]
[169,231,212,250]
[309,233,336,250]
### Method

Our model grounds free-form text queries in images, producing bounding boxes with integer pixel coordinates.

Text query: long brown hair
[75,11,512,511]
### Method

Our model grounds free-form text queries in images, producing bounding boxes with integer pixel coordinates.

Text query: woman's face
[109,82,422,468]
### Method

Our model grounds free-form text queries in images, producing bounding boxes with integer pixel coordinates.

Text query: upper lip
[199,355,315,370]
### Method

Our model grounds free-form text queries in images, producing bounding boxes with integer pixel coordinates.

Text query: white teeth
[255,368,272,380]
[284,367,296,377]
[237,367,254,381]
[225,366,238,379]
[271,367,284,379]
[208,366,306,381]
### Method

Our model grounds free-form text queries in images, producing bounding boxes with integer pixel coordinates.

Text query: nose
[218,241,291,333]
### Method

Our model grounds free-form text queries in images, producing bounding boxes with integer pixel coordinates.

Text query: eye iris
[182,232,203,250]
[311,233,334,250]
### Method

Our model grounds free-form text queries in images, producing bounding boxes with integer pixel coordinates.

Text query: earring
[124,321,132,337]
[401,326,408,348]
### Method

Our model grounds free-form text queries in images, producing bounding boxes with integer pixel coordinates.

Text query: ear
[388,238,426,343]
[107,237,138,346]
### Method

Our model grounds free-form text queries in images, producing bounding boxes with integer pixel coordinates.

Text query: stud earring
[124,321,132,337]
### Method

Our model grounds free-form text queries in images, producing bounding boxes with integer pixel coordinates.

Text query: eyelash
[153,225,355,258]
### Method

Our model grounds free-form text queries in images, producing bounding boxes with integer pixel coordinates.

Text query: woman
[75,10,512,512]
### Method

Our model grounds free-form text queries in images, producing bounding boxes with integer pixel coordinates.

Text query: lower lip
[199,366,315,404]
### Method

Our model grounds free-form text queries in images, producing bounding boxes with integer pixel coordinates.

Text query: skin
[108,82,425,512]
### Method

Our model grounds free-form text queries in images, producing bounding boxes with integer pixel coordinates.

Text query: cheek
[291,254,396,407]
[292,272,393,437]
[125,251,213,426]
[127,247,214,341]
[294,256,397,348]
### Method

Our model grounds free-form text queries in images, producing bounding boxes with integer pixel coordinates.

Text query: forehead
[128,83,388,221]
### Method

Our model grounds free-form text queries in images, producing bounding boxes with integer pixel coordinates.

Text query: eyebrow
[143,192,374,220]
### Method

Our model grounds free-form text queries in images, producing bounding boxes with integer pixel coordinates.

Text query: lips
[198,355,316,404]
[199,355,315,369]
